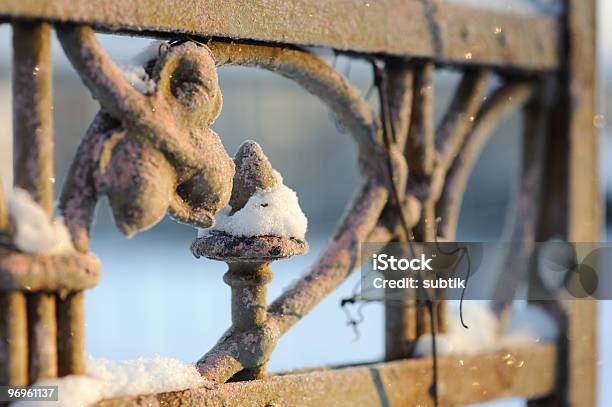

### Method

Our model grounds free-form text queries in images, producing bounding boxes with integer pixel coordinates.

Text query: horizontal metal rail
[96,344,557,406]
[0,0,559,71]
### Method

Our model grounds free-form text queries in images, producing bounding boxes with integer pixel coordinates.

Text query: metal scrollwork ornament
[57,26,234,251]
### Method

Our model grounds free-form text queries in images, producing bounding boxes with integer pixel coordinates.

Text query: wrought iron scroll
[56,25,236,253]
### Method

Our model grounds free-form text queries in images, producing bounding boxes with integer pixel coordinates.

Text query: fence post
[529,0,599,405]
[11,21,58,383]
[564,0,599,405]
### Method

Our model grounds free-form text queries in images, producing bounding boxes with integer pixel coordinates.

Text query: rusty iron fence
[0,0,600,406]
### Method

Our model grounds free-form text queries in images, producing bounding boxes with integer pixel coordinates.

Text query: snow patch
[130,41,165,67]
[200,181,308,240]
[13,355,210,407]
[414,302,559,356]
[117,41,164,95]
[7,188,74,255]
[504,302,560,345]
[118,64,156,95]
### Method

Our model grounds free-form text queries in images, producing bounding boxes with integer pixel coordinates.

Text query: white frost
[117,41,163,95]
[130,41,165,67]
[504,302,560,345]
[118,64,156,95]
[13,355,210,407]
[201,181,308,240]
[7,188,74,255]
[414,302,559,356]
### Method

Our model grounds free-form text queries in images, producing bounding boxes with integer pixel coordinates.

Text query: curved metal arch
[57,26,384,170]
[207,42,381,153]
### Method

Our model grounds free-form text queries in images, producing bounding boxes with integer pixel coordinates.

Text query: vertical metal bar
[12,21,58,383]
[528,0,599,405]
[26,295,57,382]
[57,292,86,376]
[384,289,417,360]
[382,61,418,361]
[492,83,550,320]
[225,262,271,380]
[12,22,54,212]
[0,179,28,388]
[562,0,598,405]
[0,293,28,386]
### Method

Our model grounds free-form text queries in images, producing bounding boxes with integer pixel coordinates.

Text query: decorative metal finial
[191,141,308,380]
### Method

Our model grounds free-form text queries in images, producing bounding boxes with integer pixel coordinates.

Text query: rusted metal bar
[384,60,413,151]
[0,182,28,388]
[98,344,557,407]
[434,69,490,174]
[57,292,86,376]
[406,62,435,183]
[56,25,146,121]
[12,22,53,212]
[26,293,57,382]
[58,28,236,252]
[379,197,422,360]
[0,293,28,386]
[0,0,560,71]
[209,41,382,154]
[404,61,441,339]
[528,0,599,405]
[0,249,100,292]
[492,83,552,318]
[378,59,418,361]
[12,20,58,383]
[436,81,533,241]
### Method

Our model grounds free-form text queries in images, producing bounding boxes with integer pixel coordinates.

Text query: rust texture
[228,141,279,213]
[197,176,389,383]
[188,41,539,394]
[97,344,557,407]
[193,232,308,263]
[12,21,54,215]
[564,0,599,404]
[380,61,418,360]
[57,26,235,250]
[0,292,28,386]
[208,42,383,159]
[435,82,533,240]
[26,293,57,381]
[492,82,553,317]
[192,142,308,380]
[0,247,100,292]
[525,0,599,405]
[57,292,86,375]
[0,0,559,71]
[375,57,532,359]
[189,43,389,383]
[0,0,599,404]
[10,21,58,385]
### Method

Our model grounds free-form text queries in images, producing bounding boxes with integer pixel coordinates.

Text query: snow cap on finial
[191,141,308,262]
